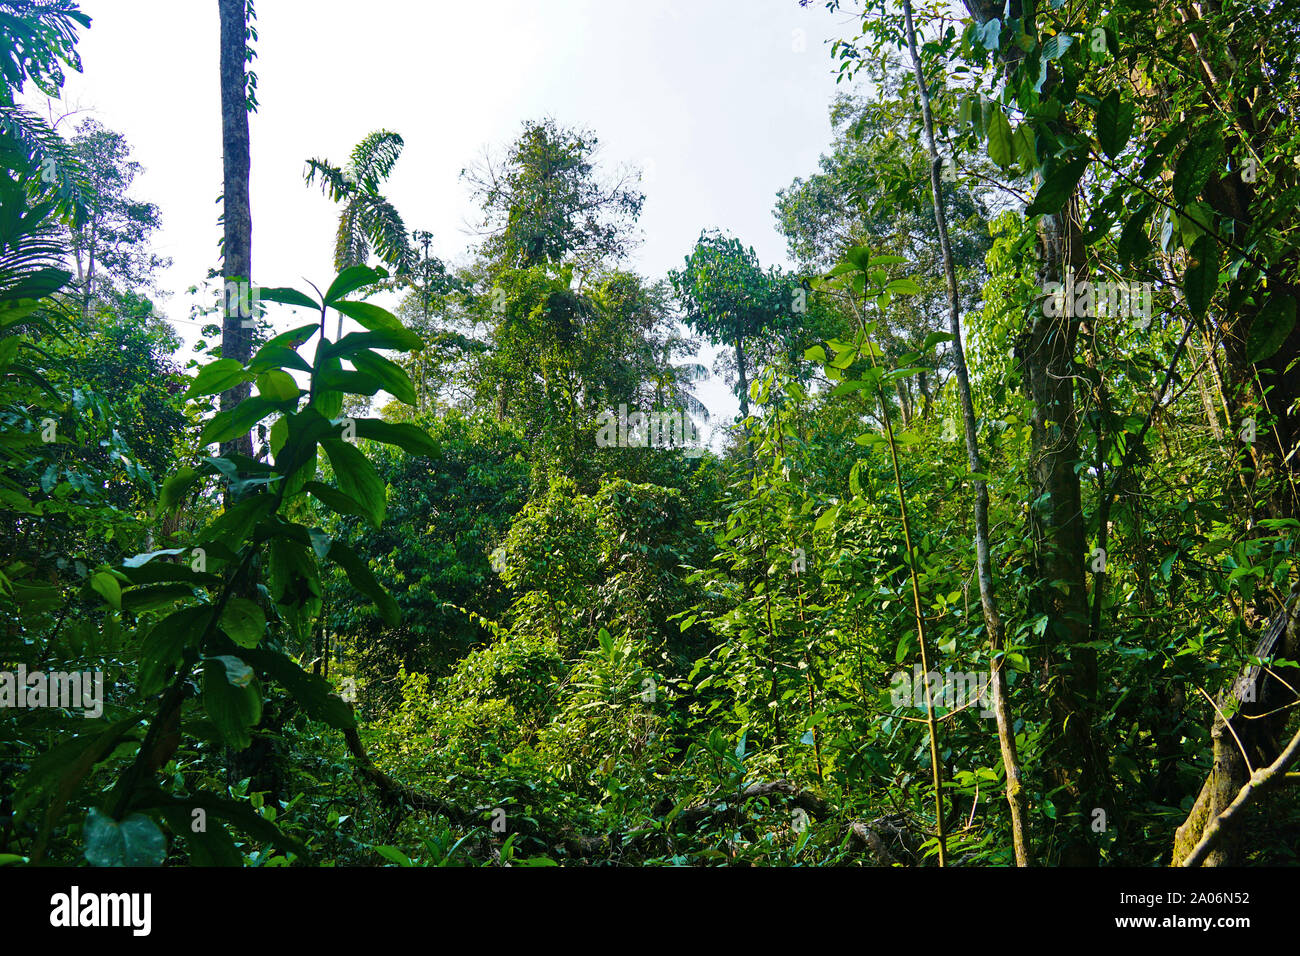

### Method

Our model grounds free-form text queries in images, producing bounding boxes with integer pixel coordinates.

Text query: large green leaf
[315,367,383,396]
[1246,296,1298,364]
[987,109,1015,169]
[332,300,420,351]
[199,495,276,550]
[320,329,422,360]
[199,396,281,446]
[321,438,386,527]
[259,286,320,310]
[242,647,356,730]
[139,607,210,696]
[183,359,252,401]
[1173,133,1223,205]
[1025,156,1089,216]
[1096,91,1134,159]
[328,540,400,625]
[220,598,266,649]
[324,265,387,305]
[202,657,262,751]
[1117,202,1153,267]
[1183,233,1221,319]
[83,808,166,867]
[351,350,417,405]
[303,480,368,518]
[256,369,300,403]
[350,419,441,457]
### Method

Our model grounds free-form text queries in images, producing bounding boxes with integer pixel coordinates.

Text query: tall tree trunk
[960,0,1104,865]
[1028,204,1107,865]
[218,0,254,462]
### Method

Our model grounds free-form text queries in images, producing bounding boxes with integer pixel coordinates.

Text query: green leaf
[1095,91,1134,159]
[1025,156,1089,216]
[121,583,197,614]
[139,607,210,696]
[314,368,382,397]
[321,439,386,527]
[320,329,423,360]
[89,571,121,609]
[241,647,355,730]
[330,301,421,350]
[324,266,387,305]
[328,540,400,626]
[260,322,321,353]
[921,331,954,353]
[200,396,280,445]
[1246,296,1298,364]
[183,358,252,400]
[1041,32,1073,61]
[199,495,276,550]
[375,845,413,866]
[259,286,321,311]
[349,419,440,457]
[220,598,266,649]
[830,380,872,396]
[1118,203,1153,267]
[157,468,200,520]
[987,109,1015,169]
[350,350,417,405]
[255,369,300,403]
[203,658,262,750]
[303,480,368,518]
[83,809,166,867]
[1173,133,1223,205]
[978,18,1000,52]
[1183,234,1221,319]
[1013,123,1036,171]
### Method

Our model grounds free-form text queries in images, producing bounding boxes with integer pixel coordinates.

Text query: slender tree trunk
[218,0,254,462]
[734,340,751,421]
[901,0,1032,865]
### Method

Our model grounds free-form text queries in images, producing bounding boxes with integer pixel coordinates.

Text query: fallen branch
[344,726,835,861]
[1181,721,1300,866]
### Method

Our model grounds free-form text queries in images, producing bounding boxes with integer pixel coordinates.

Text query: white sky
[34,0,859,426]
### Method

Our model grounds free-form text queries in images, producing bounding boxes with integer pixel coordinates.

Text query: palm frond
[356,192,413,273]
[0,103,93,224]
[0,1,90,99]
[349,130,404,191]
[0,171,70,299]
[304,157,350,202]
[673,362,710,383]
[334,201,368,272]
[678,393,711,421]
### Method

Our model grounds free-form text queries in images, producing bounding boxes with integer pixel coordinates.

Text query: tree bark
[218,0,254,462]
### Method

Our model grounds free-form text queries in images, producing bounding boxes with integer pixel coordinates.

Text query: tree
[669,231,799,428]
[63,117,168,317]
[217,0,255,461]
[463,118,644,271]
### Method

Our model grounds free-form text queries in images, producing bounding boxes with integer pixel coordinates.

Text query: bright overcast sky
[33,0,861,425]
